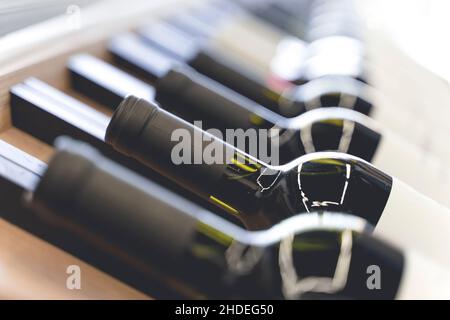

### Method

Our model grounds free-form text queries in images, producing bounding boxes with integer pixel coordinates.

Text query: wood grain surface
[0,218,149,299]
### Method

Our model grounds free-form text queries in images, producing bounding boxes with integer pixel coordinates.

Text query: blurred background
[361,0,450,84]
[0,0,95,36]
[2,0,448,82]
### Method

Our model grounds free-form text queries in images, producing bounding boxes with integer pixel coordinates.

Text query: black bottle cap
[153,68,192,107]
[105,96,159,156]
[33,150,94,216]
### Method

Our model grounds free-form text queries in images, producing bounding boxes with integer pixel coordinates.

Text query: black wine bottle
[136,23,282,112]
[14,75,450,209]
[68,54,374,164]
[11,81,450,260]
[107,34,373,123]
[104,96,389,230]
[30,137,450,299]
[104,96,450,272]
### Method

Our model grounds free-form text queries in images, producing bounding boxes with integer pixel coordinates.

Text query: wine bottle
[106,34,372,123]
[20,67,450,208]
[183,1,292,78]
[106,34,447,163]
[205,0,367,84]
[66,56,450,204]
[105,96,450,267]
[69,51,371,133]
[135,23,283,112]
[111,34,447,166]
[66,57,450,207]
[69,52,281,128]
[165,1,366,85]
[10,77,231,226]
[0,137,203,298]
[241,0,450,162]
[30,137,450,299]
[0,141,148,299]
